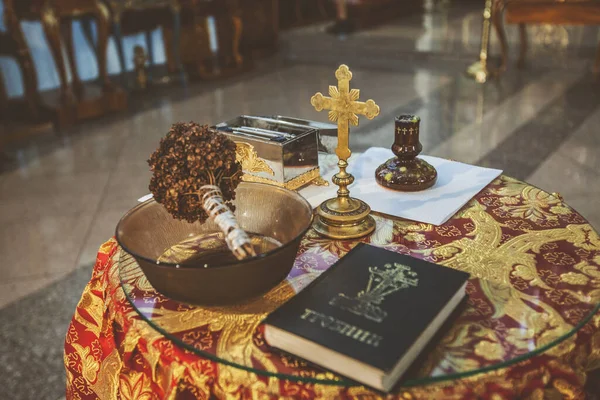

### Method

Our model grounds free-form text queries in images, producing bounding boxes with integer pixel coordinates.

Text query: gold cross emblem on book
[330,263,419,323]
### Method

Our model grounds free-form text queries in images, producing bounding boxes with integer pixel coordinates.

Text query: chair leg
[171,6,186,84]
[594,40,600,76]
[0,68,7,119]
[295,0,303,24]
[517,23,527,69]
[317,0,328,18]
[17,53,41,119]
[80,17,97,53]
[94,2,113,91]
[41,5,74,104]
[232,11,244,66]
[336,0,348,21]
[62,20,84,99]
[112,19,127,84]
[5,4,40,119]
[491,0,509,73]
[145,30,155,82]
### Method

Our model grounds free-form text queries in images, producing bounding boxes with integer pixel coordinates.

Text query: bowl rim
[115,182,315,270]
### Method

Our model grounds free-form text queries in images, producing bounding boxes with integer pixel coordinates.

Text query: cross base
[313,196,376,240]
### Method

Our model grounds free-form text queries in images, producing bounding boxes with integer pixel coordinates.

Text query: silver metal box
[214,115,329,190]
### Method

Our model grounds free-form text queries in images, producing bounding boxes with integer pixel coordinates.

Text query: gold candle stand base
[313,197,376,240]
[466,60,495,84]
[312,159,375,240]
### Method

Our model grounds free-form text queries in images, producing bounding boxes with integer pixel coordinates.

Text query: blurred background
[1,0,599,398]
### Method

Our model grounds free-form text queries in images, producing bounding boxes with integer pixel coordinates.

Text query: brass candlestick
[466,0,495,83]
[310,65,380,239]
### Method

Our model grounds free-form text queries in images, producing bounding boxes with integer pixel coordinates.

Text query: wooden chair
[1,1,41,120]
[6,0,127,128]
[101,0,185,84]
[492,0,600,74]
[6,0,115,104]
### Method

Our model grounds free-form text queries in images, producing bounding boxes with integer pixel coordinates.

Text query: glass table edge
[118,258,600,389]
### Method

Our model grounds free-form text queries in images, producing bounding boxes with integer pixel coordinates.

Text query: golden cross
[311,65,380,161]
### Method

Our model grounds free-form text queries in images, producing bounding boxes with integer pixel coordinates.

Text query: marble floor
[1,1,600,398]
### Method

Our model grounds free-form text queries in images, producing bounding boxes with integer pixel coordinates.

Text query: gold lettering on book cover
[329,262,418,323]
[300,309,382,347]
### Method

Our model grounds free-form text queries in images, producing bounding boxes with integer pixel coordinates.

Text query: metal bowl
[115,182,313,305]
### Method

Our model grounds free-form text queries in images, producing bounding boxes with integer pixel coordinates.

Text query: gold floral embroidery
[512,277,530,291]
[505,327,535,351]
[480,196,502,207]
[500,196,521,205]
[575,248,592,259]
[73,376,95,396]
[430,245,460,261]
[550,205,571,215]
[541,242,559,251]
[560,272,590,286]
[416,239,442,249]
[182,330,214,351]
[66,324,79,344]
[72,343,100,383]
[565,225,600,251]
[544,252,576,266]
[467,298,493,316]
[539,270,561,286]
[500,233,513,244]
[65,351,81,372]
[564,309,588,325]
[491,187,560,226]
[119,372,156,400]
[90,339,102,361]
[546,289,579,306]
[505,219,533,231]
[474,341,505,361]
[435,225,462,237]
[563,262,600,303]
[404,232,426,242]
[281,354,308,369]
[512,265,551,289]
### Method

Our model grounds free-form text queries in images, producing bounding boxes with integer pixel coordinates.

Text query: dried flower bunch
[148,122,242,224]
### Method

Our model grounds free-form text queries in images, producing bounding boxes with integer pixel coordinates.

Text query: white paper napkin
[299,147,502,226]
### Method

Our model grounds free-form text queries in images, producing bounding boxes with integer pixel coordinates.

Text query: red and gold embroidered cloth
[65,176,600,399]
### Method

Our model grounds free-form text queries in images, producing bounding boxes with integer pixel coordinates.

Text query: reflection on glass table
[117,172,600,388]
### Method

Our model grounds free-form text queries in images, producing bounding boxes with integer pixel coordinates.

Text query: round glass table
[64,174,600,399]
[117,174,600,396]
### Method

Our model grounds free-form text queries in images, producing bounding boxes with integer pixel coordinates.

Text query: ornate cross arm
[310,65,380,161]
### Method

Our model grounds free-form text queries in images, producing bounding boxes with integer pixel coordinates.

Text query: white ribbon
[200,185,255,260]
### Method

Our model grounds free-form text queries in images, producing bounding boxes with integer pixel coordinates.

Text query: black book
[263,243,469,392]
